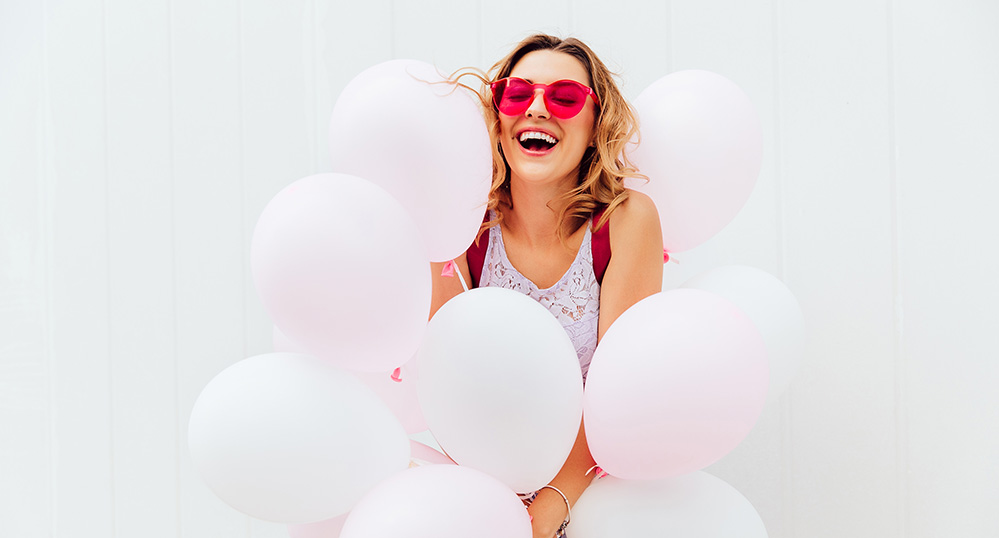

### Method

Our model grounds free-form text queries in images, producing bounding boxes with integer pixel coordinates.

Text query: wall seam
[887,0,907,536]
[167,0,182,535]
[665,0,672,73]
[101,0,117,534]
[40,0,57,534]
[236,0,250,533]
[772,1,794,537]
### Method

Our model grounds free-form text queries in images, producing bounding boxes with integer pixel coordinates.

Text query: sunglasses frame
[490,77,600,119]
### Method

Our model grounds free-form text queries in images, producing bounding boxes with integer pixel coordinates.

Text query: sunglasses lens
[546,82,588,118]
[495,79,533,116]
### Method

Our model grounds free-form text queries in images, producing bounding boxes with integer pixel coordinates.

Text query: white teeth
[519,131,558,145]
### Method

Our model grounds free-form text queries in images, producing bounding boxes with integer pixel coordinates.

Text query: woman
[431,34,663,538]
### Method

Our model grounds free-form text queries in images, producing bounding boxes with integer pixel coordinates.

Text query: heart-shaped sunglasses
[490,77,600,119]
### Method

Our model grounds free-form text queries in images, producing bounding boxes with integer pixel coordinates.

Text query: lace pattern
[479,219,601,381]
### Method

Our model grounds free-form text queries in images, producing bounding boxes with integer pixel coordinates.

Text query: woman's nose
[525,88,549,119]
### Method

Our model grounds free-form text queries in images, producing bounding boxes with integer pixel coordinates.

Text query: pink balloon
[354,365,427,434]
[251,173,431,372]
[272,325,427,433]
[288,514,348,538]
[340,466,531,538]
[329,60,492,262]
[626,70,763,253]
[583,289,768,480]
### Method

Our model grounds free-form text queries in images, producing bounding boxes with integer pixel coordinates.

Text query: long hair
[456,34,644,245]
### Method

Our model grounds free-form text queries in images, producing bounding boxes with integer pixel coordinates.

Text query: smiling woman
[431,34,664,538]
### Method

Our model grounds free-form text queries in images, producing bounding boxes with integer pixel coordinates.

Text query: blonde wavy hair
[455,34,644,245]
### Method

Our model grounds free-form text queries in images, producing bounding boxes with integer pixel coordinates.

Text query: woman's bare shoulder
[608,189,661,243]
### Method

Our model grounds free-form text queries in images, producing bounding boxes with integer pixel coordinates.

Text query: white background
[2,0,997,537]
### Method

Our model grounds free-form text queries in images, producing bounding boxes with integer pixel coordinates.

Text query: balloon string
[441,259,469,292]
[586,465,608,478]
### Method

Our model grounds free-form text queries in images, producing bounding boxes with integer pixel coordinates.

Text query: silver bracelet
[539,484,571,533]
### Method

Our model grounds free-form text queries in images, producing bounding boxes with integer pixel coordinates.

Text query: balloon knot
[391,368,402,383]
[663,249,670,264]
[586,465,609,478]
[441,260,456,277]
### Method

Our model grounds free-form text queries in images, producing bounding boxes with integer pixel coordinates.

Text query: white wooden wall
[2,1,997,537]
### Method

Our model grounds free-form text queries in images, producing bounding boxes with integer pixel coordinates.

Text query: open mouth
[518,131,559,152]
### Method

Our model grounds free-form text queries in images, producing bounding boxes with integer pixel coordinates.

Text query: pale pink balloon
[329,59,492,262]
[251,173,431,373]
[288,514,348,538]
[354,364,427,434]
[271,325,427,432]
[583,289,768,480]
[626,70,763,253]
[339,466,532,538]
[409,439,455,466]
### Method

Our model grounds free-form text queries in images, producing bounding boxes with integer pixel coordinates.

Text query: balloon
[272,325,427,433]
[288,514,348,538]
[569,472,768,538]
[410,440,455,466]
[251,173,431,372]
[329,59,492,262]
[340,465,532,538]
[354,364,426,433]
[583,289,768,480]
[682,265,805,403]
[417,287,583,493]
[626,70,763,253]
[188,353,411,523]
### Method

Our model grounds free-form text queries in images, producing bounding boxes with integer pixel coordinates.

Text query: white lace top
[478,219,601,382]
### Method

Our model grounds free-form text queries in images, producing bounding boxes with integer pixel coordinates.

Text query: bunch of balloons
[187,60,804,538]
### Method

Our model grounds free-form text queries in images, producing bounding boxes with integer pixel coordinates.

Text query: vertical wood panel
[44,0,115,534]
[172,0,250,536]
[572,0,671,99]
[0,1,51,536]
[317,0,392,173]
[393,0,481,74]
[480,0,571,67]
[104,0,178,535]
[894,1,999,536]
[240,0,314,364]
[779,2,898,537]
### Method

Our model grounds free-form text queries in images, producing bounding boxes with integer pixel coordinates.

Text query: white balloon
[251,173,431,372]
[682,265,805,403]
[417,287,583,493]
[329,59,492,262]
[340,465,532,538]
[570,472,768,538]
[188,353,411,523]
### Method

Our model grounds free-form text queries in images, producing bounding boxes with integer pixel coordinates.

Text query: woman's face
[498,50,597,191]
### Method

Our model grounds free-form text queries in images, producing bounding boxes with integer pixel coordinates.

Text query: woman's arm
[529,191,664,537]
[597,190,664,340]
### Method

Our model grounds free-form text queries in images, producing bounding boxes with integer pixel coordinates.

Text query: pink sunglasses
[490,77,599,119]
